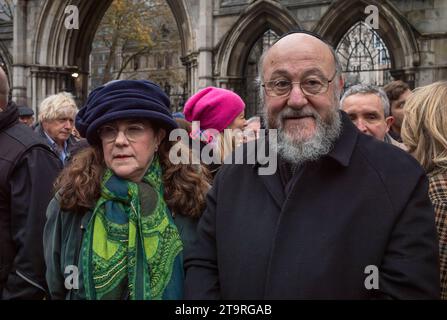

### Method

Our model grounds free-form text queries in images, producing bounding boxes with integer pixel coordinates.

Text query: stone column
[197,0,213,89]
[181,52,198,97]
[415,37,447,87]
[12,0,28,106]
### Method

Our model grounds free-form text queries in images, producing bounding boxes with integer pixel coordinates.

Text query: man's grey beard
[263,106,342,166]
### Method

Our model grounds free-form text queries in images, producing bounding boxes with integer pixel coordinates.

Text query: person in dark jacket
[184,31,440,299]
[34,92,79,166]
[17,105,35,127]
[0,68,62,299]
[43,80,210,300]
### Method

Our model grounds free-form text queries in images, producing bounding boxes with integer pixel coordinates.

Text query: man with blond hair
[35,92,78,165]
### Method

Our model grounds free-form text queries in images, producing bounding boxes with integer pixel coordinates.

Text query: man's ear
[41,120,48,130]
[336,75,344,99]
[338,75,344,90]
[385,116,394,132]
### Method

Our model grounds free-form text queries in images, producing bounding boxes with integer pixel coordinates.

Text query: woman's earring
[155,145,159,152]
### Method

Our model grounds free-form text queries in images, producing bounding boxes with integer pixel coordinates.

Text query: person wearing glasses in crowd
[185,30,440,299]
[43,80,210,300]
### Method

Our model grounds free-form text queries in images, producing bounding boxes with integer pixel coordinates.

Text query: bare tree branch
[92,0,185,96]
[115,46,150,79]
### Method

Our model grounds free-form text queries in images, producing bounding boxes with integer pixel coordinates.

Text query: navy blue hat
[76,80,178,145]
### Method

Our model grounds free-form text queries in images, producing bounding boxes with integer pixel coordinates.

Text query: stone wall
[0,0,445,114]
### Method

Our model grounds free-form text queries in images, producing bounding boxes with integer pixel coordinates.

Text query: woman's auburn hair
[401,81,447,175]
[55,138,211,218]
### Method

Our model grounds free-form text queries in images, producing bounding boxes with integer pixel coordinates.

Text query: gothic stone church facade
[0,0,446,117]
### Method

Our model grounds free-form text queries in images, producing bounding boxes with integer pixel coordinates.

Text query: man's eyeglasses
[98,123,148,143]
[262,71,338,97]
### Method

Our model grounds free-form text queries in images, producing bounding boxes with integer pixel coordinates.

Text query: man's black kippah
[274,29,331,46]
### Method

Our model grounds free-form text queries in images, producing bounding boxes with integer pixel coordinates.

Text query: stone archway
[30,0,113,110]
[214,0,300,115]
[313,0,420,88]
[13,0,193,110]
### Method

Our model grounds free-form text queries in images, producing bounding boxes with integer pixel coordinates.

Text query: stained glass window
[336,21,392,88]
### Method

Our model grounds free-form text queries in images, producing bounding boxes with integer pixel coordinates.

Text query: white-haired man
[36,92,78,165]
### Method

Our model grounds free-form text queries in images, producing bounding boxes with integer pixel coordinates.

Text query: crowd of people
[0,29,446,300]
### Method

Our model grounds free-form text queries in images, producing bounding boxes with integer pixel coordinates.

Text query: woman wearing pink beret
[184,87,246,176]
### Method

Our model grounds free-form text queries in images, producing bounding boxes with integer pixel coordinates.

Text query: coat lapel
[253,132,285,209]
[257,169,285,209]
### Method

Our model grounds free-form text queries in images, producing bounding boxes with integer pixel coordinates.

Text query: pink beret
[184,87,245,132]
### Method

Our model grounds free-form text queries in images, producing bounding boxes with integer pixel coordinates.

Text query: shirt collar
[44,131,58,148]
[44,131,69,156]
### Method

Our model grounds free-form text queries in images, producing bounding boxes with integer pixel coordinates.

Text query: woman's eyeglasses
[98,123,148,142]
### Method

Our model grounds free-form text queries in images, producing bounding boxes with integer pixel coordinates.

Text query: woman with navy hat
[43,80,210,300]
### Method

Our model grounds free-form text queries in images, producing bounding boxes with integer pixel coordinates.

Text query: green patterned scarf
[81,156,184,300]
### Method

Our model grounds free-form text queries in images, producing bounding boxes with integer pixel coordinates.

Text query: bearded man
[184,31,440,299]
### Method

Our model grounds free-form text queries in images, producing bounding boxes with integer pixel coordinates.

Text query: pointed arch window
[336,21,392,88]
[245,29,279,117]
